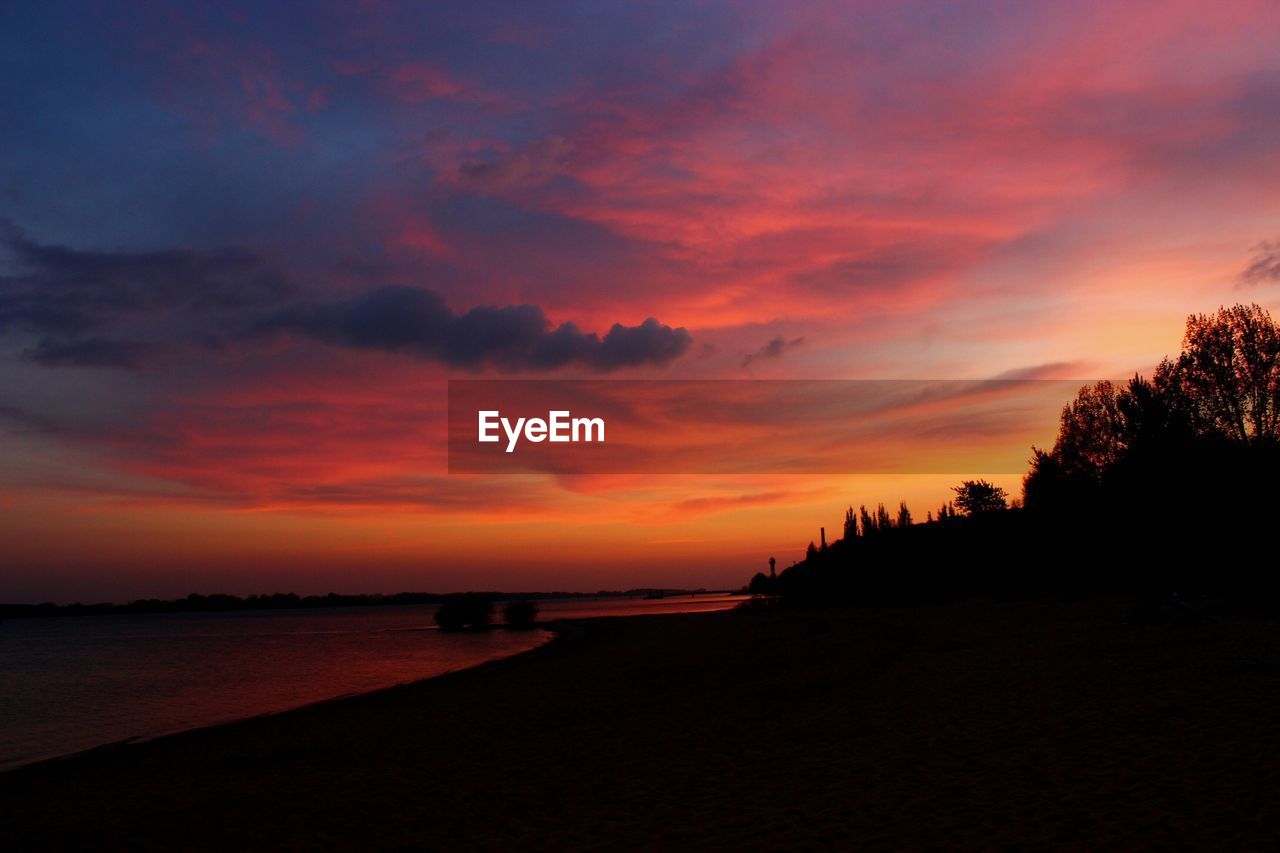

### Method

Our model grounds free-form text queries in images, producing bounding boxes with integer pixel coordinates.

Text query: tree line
[752,304,1280,605]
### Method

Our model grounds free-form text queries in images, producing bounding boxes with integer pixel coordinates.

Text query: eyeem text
[478,410,606,453]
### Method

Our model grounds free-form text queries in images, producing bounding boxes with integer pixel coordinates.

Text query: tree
[897,501,913,528]
[1051,380,1129,479]
[434,595,494,630]
[843,506,857,540]
[1024,304,1280,512]
[1023,446,1080,512]
[1154,303,1280,444]
[502,599,539,629]
[1024,373,1198,513]
[859,505,875,536]
[952,480,1008,515]
[1118,374,1190,450]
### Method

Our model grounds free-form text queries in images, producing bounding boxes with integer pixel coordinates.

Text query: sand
[3,598,1280,850]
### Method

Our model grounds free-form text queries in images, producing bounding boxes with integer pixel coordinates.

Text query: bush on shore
[502,599,540,629]
[434,595,494,630]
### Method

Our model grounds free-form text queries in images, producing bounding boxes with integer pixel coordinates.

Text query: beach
[4,598,1279,850]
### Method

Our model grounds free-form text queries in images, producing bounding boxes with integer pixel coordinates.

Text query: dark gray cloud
[1242,239,1280,285]
[0,226,289,367]
[24,337,160,370]
[742,335,805,368]
[0,226,291,337]
[1,230,692,372]
[254,285,692,371]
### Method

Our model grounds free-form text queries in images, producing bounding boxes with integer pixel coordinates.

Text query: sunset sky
[3,1,1280,602]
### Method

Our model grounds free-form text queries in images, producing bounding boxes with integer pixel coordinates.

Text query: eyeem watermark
[478,410,605,453]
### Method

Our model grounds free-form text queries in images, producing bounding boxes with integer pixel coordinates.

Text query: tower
[769,556,776,578]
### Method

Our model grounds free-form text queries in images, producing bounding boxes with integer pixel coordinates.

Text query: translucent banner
[447,379,1086,474]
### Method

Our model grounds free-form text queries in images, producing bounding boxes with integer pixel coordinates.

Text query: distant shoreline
[0,588,735,619]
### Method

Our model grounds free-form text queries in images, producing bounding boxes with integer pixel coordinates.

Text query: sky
[3,0,1280,602]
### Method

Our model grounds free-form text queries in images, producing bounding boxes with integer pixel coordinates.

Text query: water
[0,594,746,771]
[536,593,748,620]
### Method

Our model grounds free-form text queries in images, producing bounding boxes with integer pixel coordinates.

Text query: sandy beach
[4,598,1279,850]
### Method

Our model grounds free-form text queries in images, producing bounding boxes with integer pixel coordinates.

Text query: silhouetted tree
[897,501,913,528]
[1119,374,1191,450]
[1024,446,1095,513]
[434,595,494,630]
[1054,380,1127,474]
[1154,304,1280,444]
[952,480,1007,515]
[502,599,539,628]
[843,506,857,540]
[1024,307,1280,516]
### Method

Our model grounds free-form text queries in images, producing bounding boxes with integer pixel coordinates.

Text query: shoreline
[5,599,1280,849]
[0,621,567,776]
[1,598,747,774]
[0,591,741,621]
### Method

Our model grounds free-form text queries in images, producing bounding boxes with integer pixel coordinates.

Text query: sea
[0,594,747,771]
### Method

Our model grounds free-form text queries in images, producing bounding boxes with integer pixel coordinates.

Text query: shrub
[433,595,494,630]
[502,599,539,629]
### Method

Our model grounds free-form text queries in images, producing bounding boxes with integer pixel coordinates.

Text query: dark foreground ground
[3,598,1280,850]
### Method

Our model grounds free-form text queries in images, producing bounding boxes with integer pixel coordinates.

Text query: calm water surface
[0,594,745,771]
